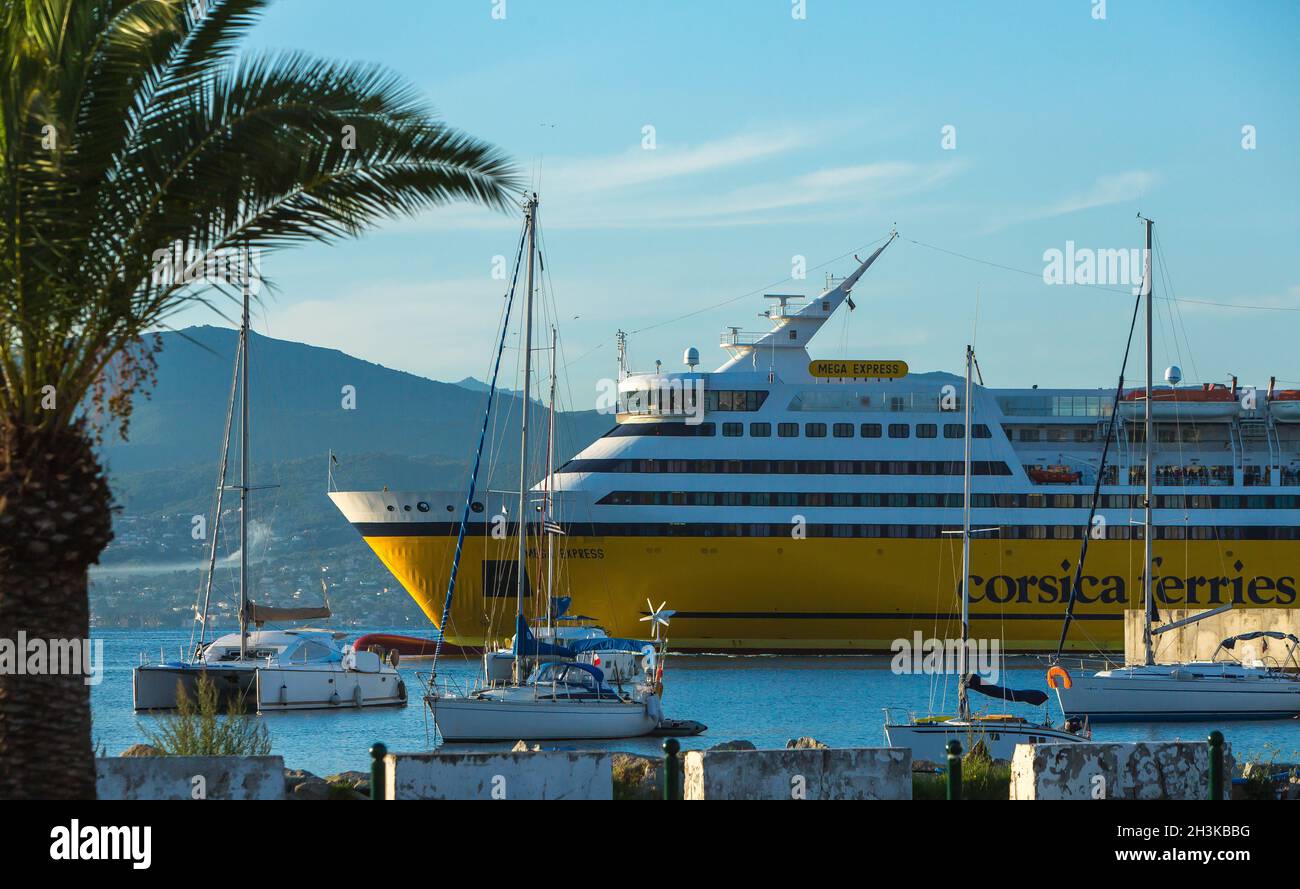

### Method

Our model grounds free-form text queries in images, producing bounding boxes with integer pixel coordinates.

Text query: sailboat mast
[958,344,974,720]
[544,325,558,636]
[196,334,242,656]
[515,195,538,682]
[238,247,251,660]
[1141,215,1155,666]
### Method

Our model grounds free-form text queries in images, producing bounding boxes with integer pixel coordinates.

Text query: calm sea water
[93,628,1300,776]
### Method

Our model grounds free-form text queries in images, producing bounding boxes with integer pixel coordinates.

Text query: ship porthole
[386,505,395,512]
[471,501,484,513]
[417,501,430,512]
[403,504,411,511]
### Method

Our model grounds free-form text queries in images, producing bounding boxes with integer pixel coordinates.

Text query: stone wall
[683,747,911,800]
[1124,608,1300,665]
[1010,741,1232,800]
[96,756,285,800]
[383,750,613,800]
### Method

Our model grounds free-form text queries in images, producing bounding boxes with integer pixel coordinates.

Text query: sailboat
[884,345,1089,761]
[1050,216,1300,722]
[423,194,669,741]
[480,327,658,687]
[132,256,405,712]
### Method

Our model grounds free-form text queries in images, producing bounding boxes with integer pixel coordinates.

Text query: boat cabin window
[532,663,606,691]
[916,424,937,439]
[888,424,909,439]
[778,423,799,437]
[861,423,882,438]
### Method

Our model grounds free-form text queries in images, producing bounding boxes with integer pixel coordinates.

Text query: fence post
[1207,731,1224,800]
[663,738,681,800]
[946,740,963,801]
[370,741,388,801]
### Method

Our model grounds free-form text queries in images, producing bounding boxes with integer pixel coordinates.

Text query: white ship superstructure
[332,234,1300,652]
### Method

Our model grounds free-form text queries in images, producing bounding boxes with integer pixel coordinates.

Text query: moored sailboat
[884,345,1089,761]
[1050,216,1300,723]
[132,259,404,712]
[422,194,678,741]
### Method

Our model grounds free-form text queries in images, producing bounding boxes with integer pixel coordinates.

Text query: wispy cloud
[1042,171,1159,218]
[392,126,964,231]
[981,170,1159,234]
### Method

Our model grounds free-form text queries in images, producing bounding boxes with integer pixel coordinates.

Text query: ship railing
[416,670,474,700]
[719,329,774,347]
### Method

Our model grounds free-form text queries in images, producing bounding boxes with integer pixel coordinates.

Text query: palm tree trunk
[0,420,113,799]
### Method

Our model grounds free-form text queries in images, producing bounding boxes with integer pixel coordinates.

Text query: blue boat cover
[1219,631,1300,649]
[967,674,1049,706]
[512,614,575,658]
[565,637,652,654]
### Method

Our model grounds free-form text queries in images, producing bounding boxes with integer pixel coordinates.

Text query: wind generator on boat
[884,345,1089,761]
[1049,216,1300,722]
[132,254,405,713]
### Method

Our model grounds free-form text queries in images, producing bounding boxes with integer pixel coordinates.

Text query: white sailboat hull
[1055,665,1300,722]
[428,694,660,741]
[255,667,407,711]
[884,720,1087,763]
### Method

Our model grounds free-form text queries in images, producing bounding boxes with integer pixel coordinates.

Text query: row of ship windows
[579,522,1300,540]
[559,458,1014,476]
[620,389,769,414]
[606,421,994,439]
[596,490,1300,510]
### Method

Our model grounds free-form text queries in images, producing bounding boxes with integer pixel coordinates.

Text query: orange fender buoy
[1046,665,1072,689]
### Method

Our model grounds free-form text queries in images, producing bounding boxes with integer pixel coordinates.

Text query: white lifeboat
[1269,391,1300,423]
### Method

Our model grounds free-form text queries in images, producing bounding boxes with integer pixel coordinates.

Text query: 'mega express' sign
[808,359,908,379]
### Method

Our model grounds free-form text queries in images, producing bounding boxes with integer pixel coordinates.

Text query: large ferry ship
[331,234,1300,652]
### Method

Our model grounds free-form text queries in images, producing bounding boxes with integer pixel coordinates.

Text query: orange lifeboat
[1270,389,1300,423]
[1027,464,1081,485]
[1119,383,1240,419]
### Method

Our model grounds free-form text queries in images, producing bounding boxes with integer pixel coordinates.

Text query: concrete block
[384,750,613,800]
[1010,741,1233,800]
[684,747,911,800]
[95,756,285,800]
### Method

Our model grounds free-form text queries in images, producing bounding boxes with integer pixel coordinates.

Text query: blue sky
[182,0,1300,410]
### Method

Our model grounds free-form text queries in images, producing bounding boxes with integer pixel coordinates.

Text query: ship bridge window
[917,424,937,439]
[833,423,854,438]
[750,422,771,437]
[805,423,827,438]
[861,423,882,438]
[888,424,910,439]
[778,423,799,437]
[702,390,768,412]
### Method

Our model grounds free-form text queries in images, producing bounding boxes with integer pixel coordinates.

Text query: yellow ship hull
[359,531,1298,652]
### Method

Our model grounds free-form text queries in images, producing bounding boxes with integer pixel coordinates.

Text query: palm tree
[0,0,518,798]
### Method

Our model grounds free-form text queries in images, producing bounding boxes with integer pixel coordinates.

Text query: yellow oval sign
[809,359,908,379]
